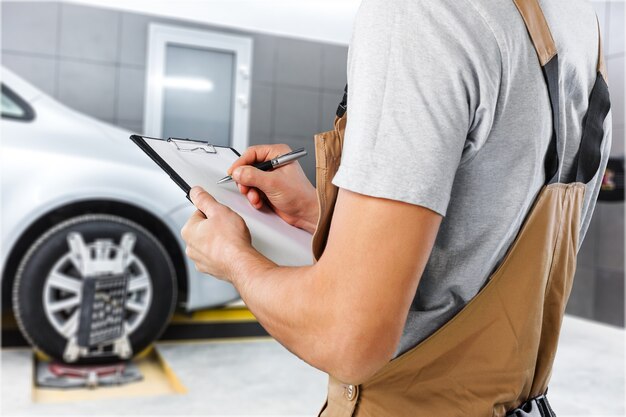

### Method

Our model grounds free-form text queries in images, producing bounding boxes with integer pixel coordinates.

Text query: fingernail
[190,187,200,199]
[232,167,242,180]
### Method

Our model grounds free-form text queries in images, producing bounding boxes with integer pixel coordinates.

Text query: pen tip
[217,176,232,184]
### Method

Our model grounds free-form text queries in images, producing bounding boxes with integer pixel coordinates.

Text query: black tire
[12,214,177,364]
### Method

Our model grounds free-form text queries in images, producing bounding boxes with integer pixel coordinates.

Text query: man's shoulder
[354,0,504,59]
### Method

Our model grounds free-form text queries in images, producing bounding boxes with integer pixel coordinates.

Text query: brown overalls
[310,0,611,416]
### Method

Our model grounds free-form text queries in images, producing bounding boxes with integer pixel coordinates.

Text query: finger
[191,209,206,221]
[195,262,210,275]
[227,144,292,175]
[231,165,275,189]
[185,244,201,262]
[181,210,206,241]
[190,186,219,216]
[247,189,263,209]
[186,209,206,229]
[238,183,251,196]
[229,146,271,173]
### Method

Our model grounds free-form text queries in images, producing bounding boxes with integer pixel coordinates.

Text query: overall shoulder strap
[337,84,348,118]
[513,0,561,184]
[513,0,610,185]
[596,17,608,83]
[573,18,611,184]
[512,0,557,66]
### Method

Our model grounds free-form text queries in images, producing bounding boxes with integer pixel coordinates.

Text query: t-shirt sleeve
[331,0,502,216]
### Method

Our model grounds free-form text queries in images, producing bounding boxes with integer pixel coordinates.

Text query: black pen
[217,147,308,184]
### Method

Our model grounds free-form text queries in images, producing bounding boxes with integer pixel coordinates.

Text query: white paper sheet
[144,138,314,267]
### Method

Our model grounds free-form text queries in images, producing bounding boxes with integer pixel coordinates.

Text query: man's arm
[184,186,441,384]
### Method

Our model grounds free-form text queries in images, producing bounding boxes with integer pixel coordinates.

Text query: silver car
[1,67,250,363]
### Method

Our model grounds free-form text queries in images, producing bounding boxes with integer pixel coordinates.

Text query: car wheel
[12,214,177,363]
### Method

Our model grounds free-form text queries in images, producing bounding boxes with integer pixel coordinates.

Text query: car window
[1,91,25,118]
[1,84,34,121]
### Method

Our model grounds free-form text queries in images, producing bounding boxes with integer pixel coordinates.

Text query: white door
[144,24,252,150]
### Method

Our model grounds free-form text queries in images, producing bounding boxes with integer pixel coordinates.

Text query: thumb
[189,186,218,216]
[232,166,273,190]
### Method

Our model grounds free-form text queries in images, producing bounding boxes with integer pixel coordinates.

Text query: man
[181,0,611,414]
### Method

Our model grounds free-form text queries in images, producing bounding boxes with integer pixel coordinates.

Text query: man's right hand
[228,144,319,234]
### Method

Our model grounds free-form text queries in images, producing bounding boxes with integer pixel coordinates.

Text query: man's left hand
[181,186,252,281]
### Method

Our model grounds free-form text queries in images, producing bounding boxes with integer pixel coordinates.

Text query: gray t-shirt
[332,0,612,356]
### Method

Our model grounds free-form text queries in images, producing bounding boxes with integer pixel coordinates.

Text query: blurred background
[1,0,358,181]
[0,0,624,416]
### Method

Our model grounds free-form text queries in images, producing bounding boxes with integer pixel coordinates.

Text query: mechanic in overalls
[181,0,612,415]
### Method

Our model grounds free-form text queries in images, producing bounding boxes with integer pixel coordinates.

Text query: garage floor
[1,315,624,416]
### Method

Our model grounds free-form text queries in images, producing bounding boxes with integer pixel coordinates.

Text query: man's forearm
[225,244,401,384]
[227,247,334,370]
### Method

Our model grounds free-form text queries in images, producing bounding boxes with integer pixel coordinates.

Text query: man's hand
[229,144,319,234]
[181,186,254,280]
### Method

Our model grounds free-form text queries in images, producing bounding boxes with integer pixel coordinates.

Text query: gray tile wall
[1,1,624,326]
[0,1,347,181]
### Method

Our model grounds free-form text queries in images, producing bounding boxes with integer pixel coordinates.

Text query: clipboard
[129,135,313,267]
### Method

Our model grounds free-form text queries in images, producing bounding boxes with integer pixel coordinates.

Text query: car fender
[0,150,208,304]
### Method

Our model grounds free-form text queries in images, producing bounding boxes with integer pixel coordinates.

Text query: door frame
[144,24,252,151]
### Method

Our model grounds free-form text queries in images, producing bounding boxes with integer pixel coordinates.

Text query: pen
[217,147,308,184]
